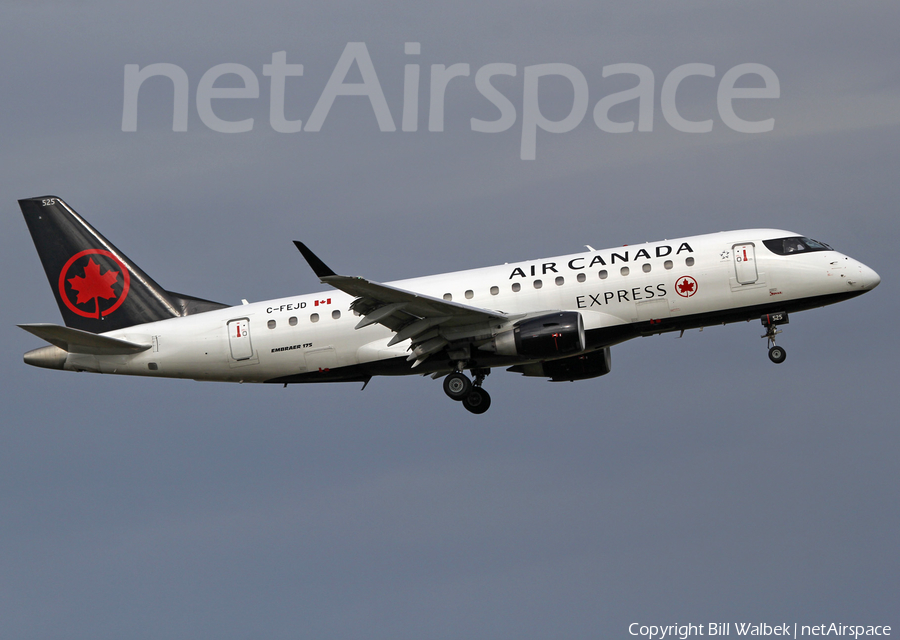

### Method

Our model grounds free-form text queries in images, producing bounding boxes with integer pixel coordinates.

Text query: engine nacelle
[508,347,612,382]
[489,311,586,358]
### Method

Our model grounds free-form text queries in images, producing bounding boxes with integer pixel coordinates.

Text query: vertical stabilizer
[19,196,221,333]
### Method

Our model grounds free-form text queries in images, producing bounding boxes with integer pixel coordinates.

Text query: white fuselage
[57,229,880,383]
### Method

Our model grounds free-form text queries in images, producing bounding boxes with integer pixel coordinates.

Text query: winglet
[293,241,337,279]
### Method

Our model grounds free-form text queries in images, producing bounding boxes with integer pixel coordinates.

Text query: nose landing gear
[761,312,789,364]
[442,368,492,414]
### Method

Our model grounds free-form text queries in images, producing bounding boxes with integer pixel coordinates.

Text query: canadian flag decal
[314,298,332,306]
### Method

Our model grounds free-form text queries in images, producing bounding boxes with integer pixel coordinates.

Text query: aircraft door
[227,318,253,360]
[733,243,758,284]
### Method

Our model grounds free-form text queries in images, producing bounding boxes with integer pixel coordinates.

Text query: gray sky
[1,2,898,639]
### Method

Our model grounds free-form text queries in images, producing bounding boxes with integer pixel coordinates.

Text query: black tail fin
[19,196,227,333]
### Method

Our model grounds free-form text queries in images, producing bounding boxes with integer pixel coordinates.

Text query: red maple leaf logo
[675,276,698,298]
[67,258,120,317]
[58,249,131,319]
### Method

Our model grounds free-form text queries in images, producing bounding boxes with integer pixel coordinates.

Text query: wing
[294,242,512,367]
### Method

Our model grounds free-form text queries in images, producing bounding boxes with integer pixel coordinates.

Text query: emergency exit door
[227,318,253,360]
[733,243,758,284]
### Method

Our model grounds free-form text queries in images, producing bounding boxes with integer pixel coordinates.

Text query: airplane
[17,196,880,414]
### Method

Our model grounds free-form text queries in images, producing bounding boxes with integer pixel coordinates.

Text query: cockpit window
[763,236,833,255]
[804,238,832,250]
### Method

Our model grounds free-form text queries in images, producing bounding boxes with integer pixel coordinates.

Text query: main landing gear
[443,368,492,414]
[761,312,789,364]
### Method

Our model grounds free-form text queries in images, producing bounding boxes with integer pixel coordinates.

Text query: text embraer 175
[18,196,880,414]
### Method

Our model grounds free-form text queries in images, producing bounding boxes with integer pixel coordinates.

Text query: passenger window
[310,313,319,323]
[555,276,564,286]
[577,273,586,283]
[685,257,695,267]
[512,283,521,292]
[620,267,630,276]
[642,264,651,273]
[490,286,499,295]
[267,320,276,329]
[289,316,298,326]
[332,310,341,320]
[599,270,608,279]
[534,279,542,289]
[664,260,673,270]
[465,290,474,299]
[443,293,452,301]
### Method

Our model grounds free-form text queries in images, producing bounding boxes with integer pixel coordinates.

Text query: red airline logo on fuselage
[676,276,698,298]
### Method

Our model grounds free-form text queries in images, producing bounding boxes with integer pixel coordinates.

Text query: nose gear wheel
[768,345,786,364]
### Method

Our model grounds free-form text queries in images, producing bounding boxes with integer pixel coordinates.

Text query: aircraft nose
[855,262,881,291]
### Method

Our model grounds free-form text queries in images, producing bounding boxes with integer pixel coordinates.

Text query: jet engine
[483,311,586,358]
[507,347,612,382]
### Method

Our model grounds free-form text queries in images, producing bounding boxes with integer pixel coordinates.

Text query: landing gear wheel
[443,372,472,401]
[463,387,491,414]
[768,345,787,364]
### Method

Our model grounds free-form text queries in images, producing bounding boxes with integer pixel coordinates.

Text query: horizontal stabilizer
[18,323,151,355]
